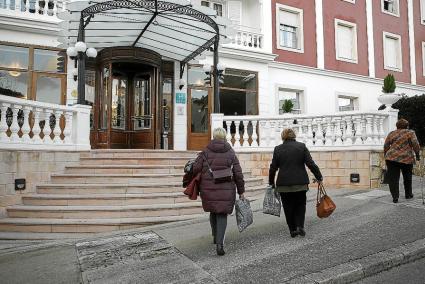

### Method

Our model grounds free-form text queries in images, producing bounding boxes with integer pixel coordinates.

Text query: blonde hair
[281,128,296,141]
[213,127,227,140]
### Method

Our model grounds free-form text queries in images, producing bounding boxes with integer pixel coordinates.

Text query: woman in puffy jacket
[192,127,245,256]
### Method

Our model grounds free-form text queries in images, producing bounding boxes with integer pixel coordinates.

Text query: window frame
[381,0,400,17]
[382,31,403,72]
[422,42,425,77]
[334,19,358,64]
[336,93,359,112]
[421,0,425,26]
[0,41,67,104]
[276,3,304,53]
[275,84,305,115]
[342,0,356,3]
[200,0,225,17]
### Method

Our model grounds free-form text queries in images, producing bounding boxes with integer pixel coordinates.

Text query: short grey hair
[213,127,227,140]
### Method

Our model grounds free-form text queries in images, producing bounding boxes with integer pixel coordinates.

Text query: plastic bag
[263,185,281,217]
[235,198,253,232]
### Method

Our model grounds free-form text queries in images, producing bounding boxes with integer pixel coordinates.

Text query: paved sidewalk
[0,177,424,284]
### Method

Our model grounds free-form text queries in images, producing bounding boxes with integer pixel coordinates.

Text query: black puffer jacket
[269,139,322,187]
[192,139,245,214]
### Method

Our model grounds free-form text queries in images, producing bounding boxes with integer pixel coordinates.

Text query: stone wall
[413,148,425,176]
[0,151,82,217]
[237,150,384,190]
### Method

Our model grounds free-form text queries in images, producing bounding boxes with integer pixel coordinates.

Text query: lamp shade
[75,41,87,52]
[179,78,186,86]
[217,62,226,72]
[86,47,98,58]
[66,46,77,57]
[71,69,78,76]
[202,63,212,73]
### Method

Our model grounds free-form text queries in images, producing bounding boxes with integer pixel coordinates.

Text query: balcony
[0,0,65,22]
[224,26,264,51]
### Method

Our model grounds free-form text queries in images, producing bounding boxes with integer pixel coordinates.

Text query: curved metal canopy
[57,0,235,64]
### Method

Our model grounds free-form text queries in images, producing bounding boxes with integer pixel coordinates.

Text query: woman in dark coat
[192,127,245,256]
[269,129,323,238]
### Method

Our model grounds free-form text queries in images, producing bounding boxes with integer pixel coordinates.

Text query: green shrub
[392,94,425,146]
[282,99,294,113]
[382,74,396,93]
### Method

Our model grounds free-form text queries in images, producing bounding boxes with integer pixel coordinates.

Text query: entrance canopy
[57,0,234,66]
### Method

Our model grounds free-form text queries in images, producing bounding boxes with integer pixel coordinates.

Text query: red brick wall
[413,0,425,86]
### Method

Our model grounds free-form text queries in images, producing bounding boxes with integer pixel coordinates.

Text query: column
[0,103,10,142]
[407,0,416,85]
[315,0,325,69]
[366,0,376,78]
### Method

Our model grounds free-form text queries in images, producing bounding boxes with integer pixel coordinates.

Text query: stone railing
[0,94,91,151]
[0,0,66,18]
[211,111,398,152]
[225,26,263,51]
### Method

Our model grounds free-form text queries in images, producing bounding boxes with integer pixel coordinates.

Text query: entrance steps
[0,150,266,235]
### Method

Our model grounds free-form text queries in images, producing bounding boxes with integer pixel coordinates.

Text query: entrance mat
[76,231,218,284]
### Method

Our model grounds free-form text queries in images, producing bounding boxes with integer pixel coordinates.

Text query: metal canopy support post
[213,36,219,113]
[77,16,86,105]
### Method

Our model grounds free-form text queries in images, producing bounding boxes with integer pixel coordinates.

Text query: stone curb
[285,238,425,284]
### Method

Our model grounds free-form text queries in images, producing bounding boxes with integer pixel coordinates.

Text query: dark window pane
[34,49,66,73]
[191,89,208,133]
[221,69,257,90]
[0,45,29,69]
[101,66,109,129]
[0,70,28,98]
[219,89,258,116]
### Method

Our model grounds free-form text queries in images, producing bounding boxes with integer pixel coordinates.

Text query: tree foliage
[392,94,425,146]
[382,74,396,93]
[282,99,294,113]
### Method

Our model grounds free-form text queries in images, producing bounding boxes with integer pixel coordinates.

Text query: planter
[378,93,401,107]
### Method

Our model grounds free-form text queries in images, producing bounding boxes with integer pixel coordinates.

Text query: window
[421,0,425,25]
[276,4,303,53]
[278,89,302,114]
[227,1,242,26]
[383,32,402,72]
[422,42,425,76]
[381,0,399,17]
[0,43,66,103]
[342,0,355,3]
[337,95,358,112]
[335,19,358,63]
[200,1,224,17]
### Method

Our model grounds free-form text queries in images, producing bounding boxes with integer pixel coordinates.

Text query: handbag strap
[316,182,326,203]
[201,153,213,174]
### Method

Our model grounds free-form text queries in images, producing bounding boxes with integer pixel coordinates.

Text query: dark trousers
[386,160,413,199]
[280,191,307,232]
[209,213,227,245]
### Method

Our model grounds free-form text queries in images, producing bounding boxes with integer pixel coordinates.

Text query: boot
[296,227,306,237]
[216,244,225,256]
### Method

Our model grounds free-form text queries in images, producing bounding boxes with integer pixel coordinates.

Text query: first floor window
[277,5,303,52]
[422,42,425,76]
[338,96,358,112]
[421,0,425,24]
[383,32,402,72]
[335,20,358,63]
[382,0,399,16]
[200,1,224,17]
[278,89,302,114]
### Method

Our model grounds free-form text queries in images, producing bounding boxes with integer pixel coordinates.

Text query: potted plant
[281,99,294,115]
[378,74,401,109]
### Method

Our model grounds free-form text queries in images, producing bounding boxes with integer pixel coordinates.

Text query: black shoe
[297,227,306,237]
[406,195,414,199]
[393,198,398,203]
[290,230,298,238]
[216,244,225,256]
[213,237,216,244]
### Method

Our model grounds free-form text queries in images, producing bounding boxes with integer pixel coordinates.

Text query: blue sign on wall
[176,92,186,104]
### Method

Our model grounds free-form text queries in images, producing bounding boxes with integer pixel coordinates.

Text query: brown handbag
[202,154,233,184]
[183,173,201,200]
[316,183,336,218]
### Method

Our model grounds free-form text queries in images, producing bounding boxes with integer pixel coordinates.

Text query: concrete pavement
[0,177,424,284]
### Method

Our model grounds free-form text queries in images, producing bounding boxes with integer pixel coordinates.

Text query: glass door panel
[190,89,209,133]
[133,77,151,130]
[111,76,127,130]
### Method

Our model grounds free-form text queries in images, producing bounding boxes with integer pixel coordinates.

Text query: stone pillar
[72,104,92,150]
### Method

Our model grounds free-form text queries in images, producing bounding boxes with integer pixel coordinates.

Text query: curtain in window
[337,25,353,60]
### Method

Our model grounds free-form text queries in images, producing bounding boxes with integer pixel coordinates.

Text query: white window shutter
[337,25,353,59]
[280,10,299,27]
[385,37,398,68]
[227,1,242,26]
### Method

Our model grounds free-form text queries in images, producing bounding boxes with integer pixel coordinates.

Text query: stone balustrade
[0,94,91,151]
[0,0,65,18]
[225,26,263,51]
[211,111,398,152]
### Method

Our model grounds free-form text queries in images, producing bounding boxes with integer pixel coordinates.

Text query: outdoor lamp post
[203,62,226,113]
[66,42,97,105]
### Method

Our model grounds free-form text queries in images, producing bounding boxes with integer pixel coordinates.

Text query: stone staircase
[0,150,265,235]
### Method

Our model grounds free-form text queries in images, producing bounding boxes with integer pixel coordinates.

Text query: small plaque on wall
[175,92,186,104]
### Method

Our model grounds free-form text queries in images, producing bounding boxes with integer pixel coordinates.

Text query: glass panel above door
[133,77,151,130]
[111,77,127,130]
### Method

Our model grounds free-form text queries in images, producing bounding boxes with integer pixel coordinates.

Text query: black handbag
[202,154,233,183]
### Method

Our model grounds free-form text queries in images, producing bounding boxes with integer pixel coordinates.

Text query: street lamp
[66,42,97,104]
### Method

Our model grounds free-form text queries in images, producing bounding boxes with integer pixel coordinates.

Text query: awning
[57,0,235,64]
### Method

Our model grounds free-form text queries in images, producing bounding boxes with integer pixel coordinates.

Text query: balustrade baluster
[15,0,21,12]
[268,121,275,147]
[364,115,374,145]
[63,110,72,144]
[343,116,353,146]
[315,118,324,146]
[353,115,363,145]
[53,0,57,16]
[25,0,30,13]
[0,103,10,142]
[372,115,380,144]
[334,117,343,146]
[53,110,62,143]
[297,120,305,143]
[324,117,333,146]
[242,121,249,147]
[258,120,267,147]
[251,120,258,147]
[32,108,43,143]
[62,0,66,11]
[35,0,40,14]
[21,106,32,143]
[378,115,385,144]
[42,0,48,15]
[305,119,314,146]
[5,0,10,9]
[43,110,53,144]
[225,120,232,146]
[234,120,241,148]
[10,105,21,143]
